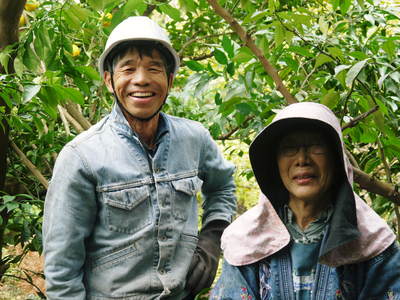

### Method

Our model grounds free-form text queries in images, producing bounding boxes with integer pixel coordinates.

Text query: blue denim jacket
[211,242,400,300]
[43,105,236,299]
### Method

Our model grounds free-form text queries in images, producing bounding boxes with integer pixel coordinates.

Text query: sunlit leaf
[233,47,254,63]
[75,66,101,81]
[345,59,369,87]
[315,54,333,68]
[23,85,41,103]
[159,4,181,21]
[321,89,340,109]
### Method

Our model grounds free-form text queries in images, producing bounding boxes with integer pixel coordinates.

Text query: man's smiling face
[276,130,335,204]
[104,48,172,120]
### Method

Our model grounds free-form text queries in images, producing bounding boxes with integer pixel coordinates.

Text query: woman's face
[277,130,335,204]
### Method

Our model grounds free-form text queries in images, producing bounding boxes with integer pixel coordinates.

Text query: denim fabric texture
[211,242,400,300]
[43,104,236,299]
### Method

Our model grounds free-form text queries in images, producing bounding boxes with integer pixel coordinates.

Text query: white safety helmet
[98,16,180,78]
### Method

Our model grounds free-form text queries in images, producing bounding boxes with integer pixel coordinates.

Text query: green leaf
[222,36,234,58]
[243,10,269,24]
[334,64,351,76]
[3,195,16,203]
[33,32,44,60]
[331,0,340,9]
[14,57,25,76]
[0,45,13,73]
[315,54,333,68]
[5,202,19,212]
[86,0,115,10]
[180,0,197,11]
[289,46,313,58]
[0,91,12,109]
[38,24,52,59]
[75,66,101,81]
[233,47,254,63]
[269,0,279,13]
[236,102,254,115]
[340,0,351,14]
[319,17,329,35]
[110,0,146,30]
[185,60,205,71]
[53,85,85,105]
[215,93,222,105]
[274,22,285,46]
[159,4,182,21]
[226,62,235,76]
[349,51,368,60]
[327,47,343,59]
[321,89,340,109]
[382,39,395,60]
[214,49,228,65]
[23,85,41,103]
[209,123,221,138]
[345,59,369,87]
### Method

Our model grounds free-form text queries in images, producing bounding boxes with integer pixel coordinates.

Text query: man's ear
[167,73,174,90]
[103,71,114,93]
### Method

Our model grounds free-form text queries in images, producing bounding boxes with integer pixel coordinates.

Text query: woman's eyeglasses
[278,143,328,157]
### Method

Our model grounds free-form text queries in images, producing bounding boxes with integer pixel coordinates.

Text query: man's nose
[131,68,149,85]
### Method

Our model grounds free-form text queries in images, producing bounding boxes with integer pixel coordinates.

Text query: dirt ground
[0,248,45,300]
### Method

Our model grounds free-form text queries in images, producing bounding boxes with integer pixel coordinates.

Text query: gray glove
[185,220,229,299]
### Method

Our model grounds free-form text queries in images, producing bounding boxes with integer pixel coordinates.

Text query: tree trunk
[0,0,27,280]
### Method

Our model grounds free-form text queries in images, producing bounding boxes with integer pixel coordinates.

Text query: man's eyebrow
[118,59,137,68]
[118,58,164,68]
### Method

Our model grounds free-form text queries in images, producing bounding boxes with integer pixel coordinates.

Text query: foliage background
[0,0,399,297]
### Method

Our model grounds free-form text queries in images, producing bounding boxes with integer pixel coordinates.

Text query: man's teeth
[130,92,153,97]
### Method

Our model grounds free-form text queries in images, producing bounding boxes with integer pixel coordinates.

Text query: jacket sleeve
[210,259,260,300]
[358,242,400,299]
[198,127,236,226]
[43,145,97,299]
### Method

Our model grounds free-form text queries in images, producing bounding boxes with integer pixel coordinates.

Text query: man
[43,16,236,299]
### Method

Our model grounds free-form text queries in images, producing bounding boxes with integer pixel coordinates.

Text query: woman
[211,102,400,299]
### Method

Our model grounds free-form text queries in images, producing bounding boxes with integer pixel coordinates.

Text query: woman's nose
[295,146,310,165]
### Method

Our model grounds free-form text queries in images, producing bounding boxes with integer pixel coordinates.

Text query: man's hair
[104,40,175,76]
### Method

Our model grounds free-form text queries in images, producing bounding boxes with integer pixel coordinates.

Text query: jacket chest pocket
[171,176,203,220]
[103,185,151,234]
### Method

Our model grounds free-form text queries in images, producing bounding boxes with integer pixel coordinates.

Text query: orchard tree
[0,0,399,296]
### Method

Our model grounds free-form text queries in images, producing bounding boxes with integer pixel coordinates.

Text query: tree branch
[63,110,84,133]
[341,106,379,131]
[188,53,214,61]
[353,167,400,205]
[10,141,49,189]
[64,102,91,130]
[207,0,297,104]
[218,115,254,140]
[178,32,234,57]
[377,138,400,238]
[57,105,71,136]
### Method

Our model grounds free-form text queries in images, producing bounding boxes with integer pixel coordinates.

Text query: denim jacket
[43,104,236,299]
[211,241,400,300]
